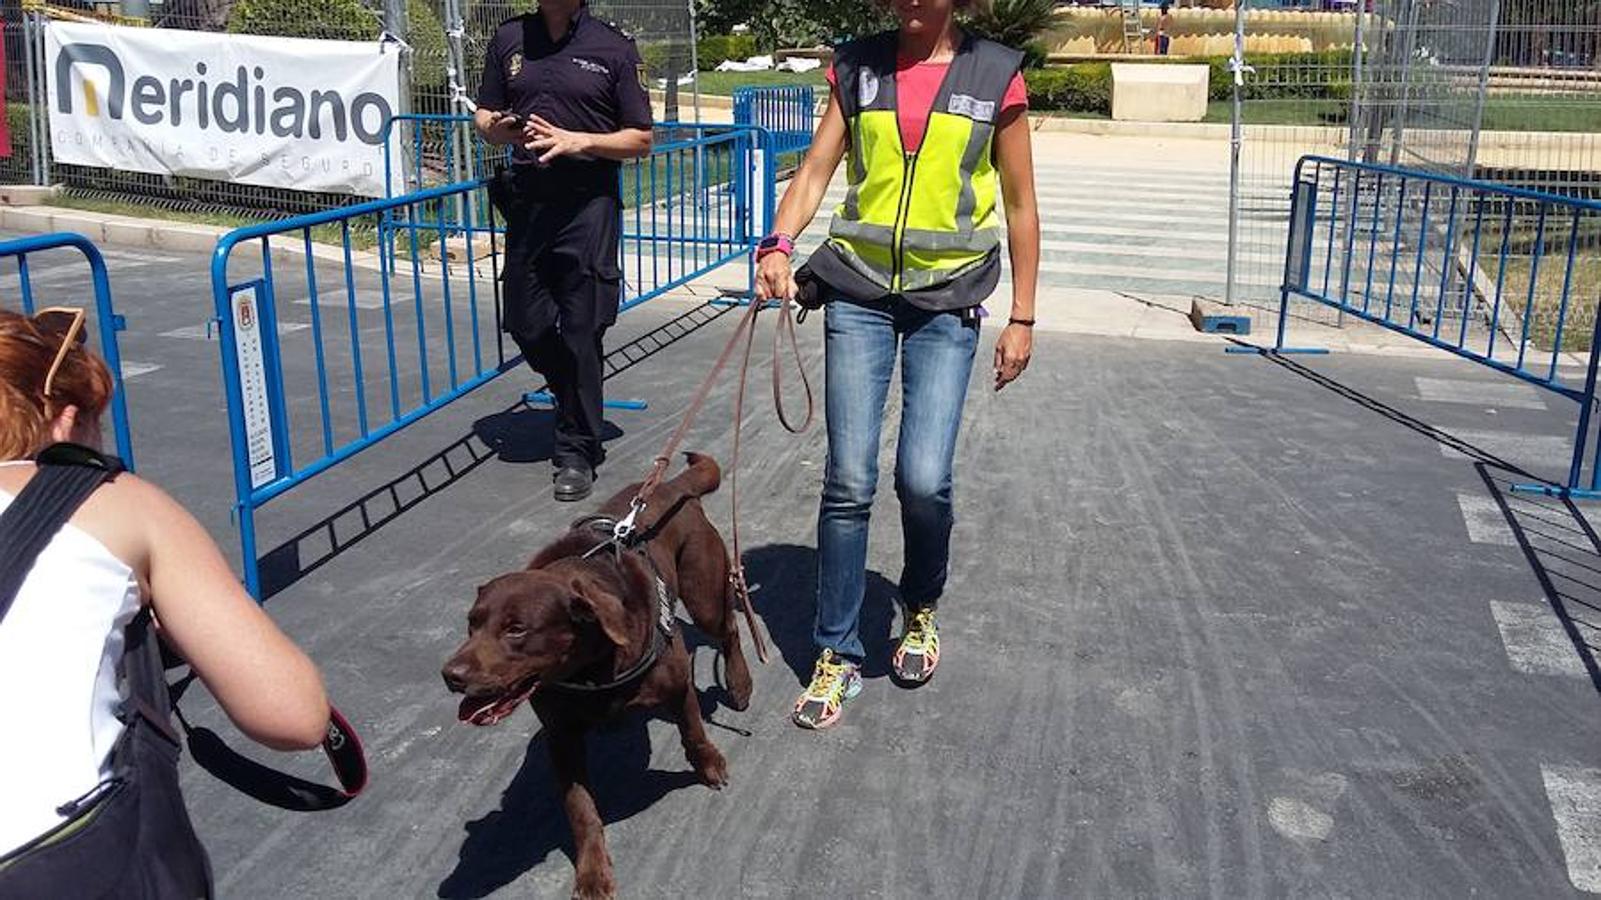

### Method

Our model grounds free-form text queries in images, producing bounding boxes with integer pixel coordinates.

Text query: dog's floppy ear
[567,577,632,648]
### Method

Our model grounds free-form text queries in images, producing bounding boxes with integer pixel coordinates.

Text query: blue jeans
[814,297,980,663]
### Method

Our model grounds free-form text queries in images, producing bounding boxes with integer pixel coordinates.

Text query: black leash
[168,673,368,811]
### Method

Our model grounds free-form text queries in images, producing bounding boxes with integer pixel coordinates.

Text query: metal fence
[4,0,698,220]
[1227,0,1601,338]
[211,124,772,598]
[1251,155,1601,498]
[732,84,813,155]
[0,231,137,467]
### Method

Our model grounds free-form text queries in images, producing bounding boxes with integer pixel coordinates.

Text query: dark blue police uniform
[479,6,652,476]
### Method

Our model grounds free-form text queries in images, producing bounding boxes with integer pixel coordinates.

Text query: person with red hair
[0,308,331,887]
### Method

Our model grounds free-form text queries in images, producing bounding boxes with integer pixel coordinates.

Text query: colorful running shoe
[792,649,862,730]
[892,606,940,685]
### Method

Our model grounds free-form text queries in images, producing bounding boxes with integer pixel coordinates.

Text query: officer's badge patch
[637,63,649,92]
[508,52,523,78]
[858,70,880,107]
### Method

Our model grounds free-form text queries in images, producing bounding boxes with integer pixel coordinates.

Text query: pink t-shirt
[826,59,1029,153]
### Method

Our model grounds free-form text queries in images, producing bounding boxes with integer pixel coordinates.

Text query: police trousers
[497,171,623,471]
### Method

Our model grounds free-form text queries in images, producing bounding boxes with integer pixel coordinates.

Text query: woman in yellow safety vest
[754,0,1040,730]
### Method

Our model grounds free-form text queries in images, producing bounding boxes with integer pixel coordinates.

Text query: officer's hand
[485,113,524,146]
[524,115,594,164]
[755,252,797,302]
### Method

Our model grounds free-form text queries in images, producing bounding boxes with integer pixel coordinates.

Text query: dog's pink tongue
[458,695,498,725]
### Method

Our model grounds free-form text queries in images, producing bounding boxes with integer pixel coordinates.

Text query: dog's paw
[693,744,729,790]
[572,868,617,900]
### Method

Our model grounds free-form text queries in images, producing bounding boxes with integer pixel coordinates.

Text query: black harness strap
[548,516,677,693]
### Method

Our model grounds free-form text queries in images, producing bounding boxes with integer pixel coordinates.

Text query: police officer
[476,0,653,501]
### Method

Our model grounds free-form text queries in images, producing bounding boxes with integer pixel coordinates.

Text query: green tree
[963,0,1057,66]
[695,0,766,37]
[226,0,448,88]
[747,0,891,50]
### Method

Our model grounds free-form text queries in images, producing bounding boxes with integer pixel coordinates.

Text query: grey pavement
[4,226,1601,898]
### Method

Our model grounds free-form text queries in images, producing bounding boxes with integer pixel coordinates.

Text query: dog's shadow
[741,543,901,683]
[436,720,699,899]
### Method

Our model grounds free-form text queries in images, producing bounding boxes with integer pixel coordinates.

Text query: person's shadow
[741,543,900,683]
[472,407,625,465]
[435,718,701,899]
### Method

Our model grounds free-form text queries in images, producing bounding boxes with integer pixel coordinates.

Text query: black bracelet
[1008,318,1035,327]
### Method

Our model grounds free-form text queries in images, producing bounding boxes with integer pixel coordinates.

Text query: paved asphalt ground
[6,233,1601,898]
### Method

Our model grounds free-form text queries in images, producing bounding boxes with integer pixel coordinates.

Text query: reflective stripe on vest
[826,33,1022,296]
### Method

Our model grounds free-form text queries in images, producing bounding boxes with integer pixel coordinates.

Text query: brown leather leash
[611,293,813,665]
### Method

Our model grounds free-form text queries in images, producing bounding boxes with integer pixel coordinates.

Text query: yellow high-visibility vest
[824,32,1023,308]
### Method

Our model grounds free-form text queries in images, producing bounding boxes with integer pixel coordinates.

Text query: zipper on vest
[891,151,919,294]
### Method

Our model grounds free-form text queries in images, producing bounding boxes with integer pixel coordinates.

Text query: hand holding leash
[755,252,798,303]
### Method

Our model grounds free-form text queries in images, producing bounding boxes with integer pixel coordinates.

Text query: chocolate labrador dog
[442,453,753,900]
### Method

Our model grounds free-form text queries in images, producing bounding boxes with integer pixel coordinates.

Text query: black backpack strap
[121,607,185,746]
[0,443,369,812]
[0,443,123,624]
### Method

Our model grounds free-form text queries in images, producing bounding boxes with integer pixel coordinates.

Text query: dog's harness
[545,515,677,693]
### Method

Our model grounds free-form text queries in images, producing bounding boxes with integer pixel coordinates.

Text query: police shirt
[477,6,654,175]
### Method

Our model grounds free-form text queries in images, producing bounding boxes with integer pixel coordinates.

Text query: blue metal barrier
[380,113,502,276]
[1239,154,1601,499]
[212,127,777,597]
[732,86,816,156]
[0,232,137,468]
[621,125,775,309]
[211,180,510,597]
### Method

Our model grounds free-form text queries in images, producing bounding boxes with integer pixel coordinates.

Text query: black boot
[553,465,594,502]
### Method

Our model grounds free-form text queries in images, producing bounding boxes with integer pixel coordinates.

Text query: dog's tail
[670,452,722,497]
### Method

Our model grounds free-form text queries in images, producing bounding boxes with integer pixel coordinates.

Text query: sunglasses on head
[33,306,88,399]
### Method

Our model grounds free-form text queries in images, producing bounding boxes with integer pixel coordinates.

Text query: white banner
[46,22,402,198]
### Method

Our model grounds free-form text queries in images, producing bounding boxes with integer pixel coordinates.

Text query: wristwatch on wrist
[756,232,795,262]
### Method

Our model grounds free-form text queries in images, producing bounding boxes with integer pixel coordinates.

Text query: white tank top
[0,464,142,856]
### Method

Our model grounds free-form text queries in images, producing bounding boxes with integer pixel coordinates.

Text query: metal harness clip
[613,498,645,544]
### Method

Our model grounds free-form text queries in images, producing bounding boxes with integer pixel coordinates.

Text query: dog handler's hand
[994,322,1032,391]
[755,252,797,303]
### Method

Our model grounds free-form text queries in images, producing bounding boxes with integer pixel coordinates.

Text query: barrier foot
[1509,482,1601,501]
[1223,344,1331,356]
[525,391,649,412]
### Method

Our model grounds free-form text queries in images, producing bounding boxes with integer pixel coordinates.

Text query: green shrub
[1024,63,1112,114]
[226,0,374,40]
[227,0,445,88]
[964,0,1057,65]
[1241,50,1355,102]
[1019,40,1051,71]
[1024,51,1355,113]
[405,0,450,90]
[697,33,759,71]
[640,41,671,78]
